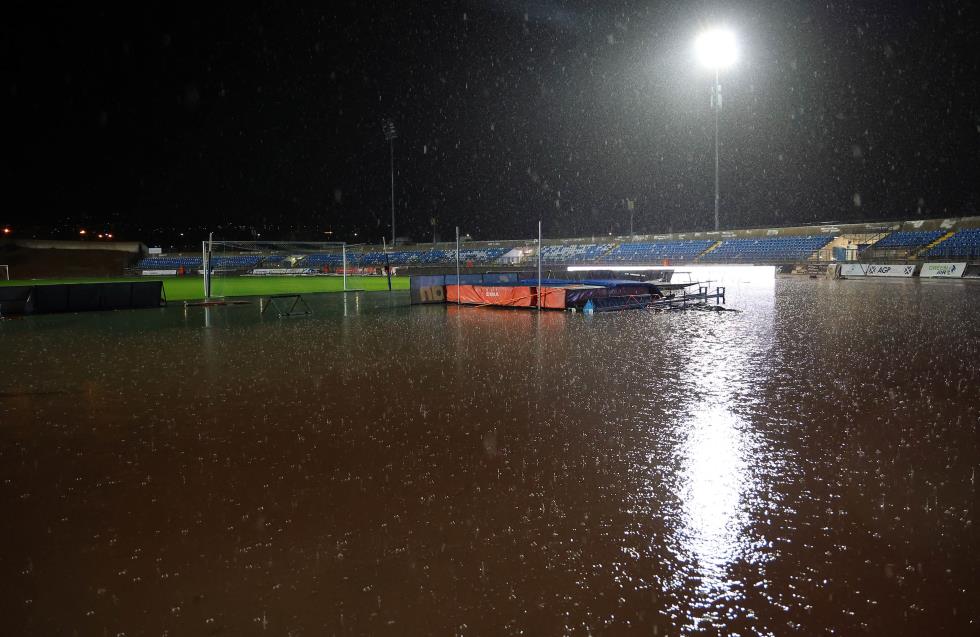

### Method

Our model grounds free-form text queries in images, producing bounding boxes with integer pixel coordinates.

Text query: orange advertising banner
[446,284,535,307]
[538,287,567,309]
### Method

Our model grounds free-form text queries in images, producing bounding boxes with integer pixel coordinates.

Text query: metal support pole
[537,220,542,311]
[455,226,461,306]
[207,233,213,299]
[342,243,347,291]
[382,237,392,291]
[390,140,396,247]
[713,69,721,232]
[202,240,208,300]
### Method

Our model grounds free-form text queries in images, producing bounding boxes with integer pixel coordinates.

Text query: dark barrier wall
[0,281,164,316]
[0,286,34,315]
[410,275,447,304]
[130,282,164,309]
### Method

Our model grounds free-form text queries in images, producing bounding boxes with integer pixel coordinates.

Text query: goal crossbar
[203,239,356,300]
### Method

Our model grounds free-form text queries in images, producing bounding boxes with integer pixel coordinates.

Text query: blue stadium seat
[872,230,944,249]
[603,240,714,263]
[923,229,980,259]
[700,236,832,262]
[539,244,614,263]
[138,256,203,269]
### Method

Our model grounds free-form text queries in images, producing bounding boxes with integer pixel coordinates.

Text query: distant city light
[2,227,10,235]
[98,233,104,238]
[107,233,113,239]
[695,28,737,71]
[79,229,87,235]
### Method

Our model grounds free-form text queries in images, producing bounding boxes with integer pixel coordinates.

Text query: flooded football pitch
[1,275,977,635]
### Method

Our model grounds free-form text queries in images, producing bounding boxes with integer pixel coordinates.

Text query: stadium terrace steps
[913,230,957,258]
[696,240,724,260]
[922,229,980,259]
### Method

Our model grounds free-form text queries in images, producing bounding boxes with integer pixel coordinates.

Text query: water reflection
[679,404,749,591]
[670,268,775,630]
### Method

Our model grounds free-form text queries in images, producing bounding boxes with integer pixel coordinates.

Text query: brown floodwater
[1,275,977,635]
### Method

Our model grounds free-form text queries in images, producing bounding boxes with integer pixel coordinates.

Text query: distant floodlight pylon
[382,119,398,246]
[694,28,737,232]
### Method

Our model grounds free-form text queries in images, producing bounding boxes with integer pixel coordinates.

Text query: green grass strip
[0,275,409,301]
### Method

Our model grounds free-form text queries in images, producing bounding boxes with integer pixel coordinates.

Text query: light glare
[695,28,737,70]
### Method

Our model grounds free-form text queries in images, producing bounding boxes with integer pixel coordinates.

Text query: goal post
[203,240,358,299]
[0,265,8,281]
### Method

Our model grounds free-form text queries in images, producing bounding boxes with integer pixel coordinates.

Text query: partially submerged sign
[866,264,917,277]
[919,262,966,278]
[841,264,917,277]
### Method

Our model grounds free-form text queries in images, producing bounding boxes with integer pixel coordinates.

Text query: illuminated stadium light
[79,229,87,235]
[2,227,10,235]
[695,28,737,71]
[694,28,737,232]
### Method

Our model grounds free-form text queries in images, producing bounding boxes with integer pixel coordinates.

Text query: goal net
[205,240,373,299]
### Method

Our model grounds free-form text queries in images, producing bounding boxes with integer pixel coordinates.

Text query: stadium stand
[137,256,203,269]
[413,250,449,265]
[922,229,980,259]
[211,255,264,268]
[603,240,714,262]
[700,236,832,262]
[448,248,509,263]
[871,230,945,249]
[260,255,288,264]
[539,244,613,263]
[297,247,507,268]
[300,253,346,268]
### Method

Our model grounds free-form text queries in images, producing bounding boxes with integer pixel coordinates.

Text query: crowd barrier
[0,281,164,316]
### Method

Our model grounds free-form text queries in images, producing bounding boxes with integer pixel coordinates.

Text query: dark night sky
[5,1,979,244]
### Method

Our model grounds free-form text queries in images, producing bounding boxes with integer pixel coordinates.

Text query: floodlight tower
[382,119,398,246]
[694,28,737,232]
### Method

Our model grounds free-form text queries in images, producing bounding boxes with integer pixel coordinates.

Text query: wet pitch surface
[1,276,977,635]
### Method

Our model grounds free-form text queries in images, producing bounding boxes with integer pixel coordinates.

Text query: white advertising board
[840,264,868,276]
[919,262,966,278]
[866,264,916,277]
[251,268,314,275]
[841,264,917,277]
[142,269,177,276]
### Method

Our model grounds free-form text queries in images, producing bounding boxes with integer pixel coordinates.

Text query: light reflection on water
[667,267,776,630]
[679,405,750,593]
